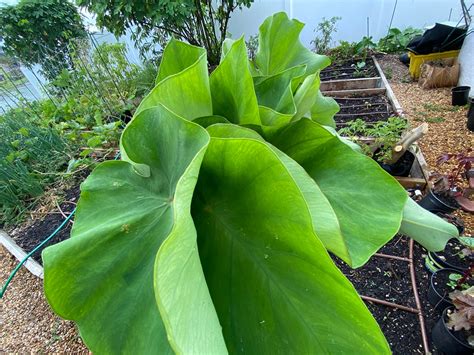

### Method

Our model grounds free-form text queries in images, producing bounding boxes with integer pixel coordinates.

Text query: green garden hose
[0,207,76,298]
[0,151,121,298]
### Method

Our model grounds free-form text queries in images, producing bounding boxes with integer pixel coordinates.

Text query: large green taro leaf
[155,39,206,84]
[270,118,408,267]
[310,90,340,128]
[210,38,261,126]
[255,12,330,76]
[43,107,227,354]
[191,129,390,354]
[136,40,212,120]
[400,198,458,250]
[254,65,305,127]
[207,123,349,263]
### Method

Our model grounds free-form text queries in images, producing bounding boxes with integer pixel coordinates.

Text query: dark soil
[429,269,458,309]
[11,184,81,265]
[433,238,472,270]
[334,95,394,124]
[321,57,378,81]
[333,235,424,354]
[332,234,472,354]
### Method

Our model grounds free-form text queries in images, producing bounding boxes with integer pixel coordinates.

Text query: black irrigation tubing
[89,32,128,105]
[370,242,430,353]
[0,87,17,111]
[67,41,116,117]
[0,151,122,298]
[0,68,40,117]
[28,67,59,109]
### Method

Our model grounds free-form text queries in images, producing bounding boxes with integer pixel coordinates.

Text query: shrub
[378,27,423,53]
[77,0,254,65]
[311,16,341,54]
[43,12,457,353]
[0,0,87,80]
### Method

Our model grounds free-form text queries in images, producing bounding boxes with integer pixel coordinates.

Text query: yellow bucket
[408,50,460,79]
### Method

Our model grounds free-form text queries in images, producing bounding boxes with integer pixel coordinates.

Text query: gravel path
[379,55,473,235]
[0,245,88,353]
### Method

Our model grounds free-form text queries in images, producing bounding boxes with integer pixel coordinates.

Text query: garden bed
[334,94,394,124]
[321,57,378,81]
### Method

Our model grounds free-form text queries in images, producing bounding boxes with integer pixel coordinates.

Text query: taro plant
[43,12,458,353]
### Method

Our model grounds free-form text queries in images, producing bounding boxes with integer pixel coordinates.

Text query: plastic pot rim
[429,268,462,302]
[437,306,474,349]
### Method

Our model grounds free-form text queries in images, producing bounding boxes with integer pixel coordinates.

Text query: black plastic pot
[432,307,474,354]
[428,250,467,273]
[428,268,459,312]
[452,86,471,106]
[467,97,474,132]
[418,190,458,213]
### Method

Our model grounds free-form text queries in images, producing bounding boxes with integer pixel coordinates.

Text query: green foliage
[0,0,87,80]
[43,12,458,354]
[311,16,341,54]
[339,117,409,162]
[328,36,376,63]
[354,36,377,59]
[0,108,73,225]
[378,27,423,53]
[77,0,254,65]
[352,60,367,78]
[45,42,157,148]
[1,41,158,225]
[447,273,470,290]
[246,34,259,61]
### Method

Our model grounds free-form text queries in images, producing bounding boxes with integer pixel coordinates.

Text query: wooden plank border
[0,230,44,279]
[372,55,404,116]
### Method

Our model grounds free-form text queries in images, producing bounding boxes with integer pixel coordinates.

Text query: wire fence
[0,31,157,121]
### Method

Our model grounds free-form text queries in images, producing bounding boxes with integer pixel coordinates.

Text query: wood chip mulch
[379,54,473,235]
[0,245,88,353]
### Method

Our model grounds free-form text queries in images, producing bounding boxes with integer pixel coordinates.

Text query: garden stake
[89,32,128,106]
[0,67,40,117]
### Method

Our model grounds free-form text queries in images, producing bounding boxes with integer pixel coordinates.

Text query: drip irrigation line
[0,152,121,298]
[0,207,76,298]
[360,295,419,313]
[409,239,430,354]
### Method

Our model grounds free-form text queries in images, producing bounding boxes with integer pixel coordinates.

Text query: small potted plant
[428,264,473,312]
[419,149,474,213]
[432,287,474,354]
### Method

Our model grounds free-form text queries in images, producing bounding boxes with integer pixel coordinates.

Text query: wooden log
[387,123,429,164]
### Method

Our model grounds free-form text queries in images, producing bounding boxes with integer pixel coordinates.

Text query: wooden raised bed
[322,56,429,190]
